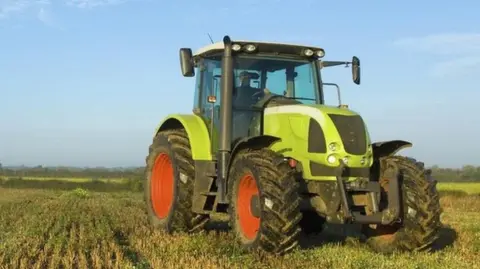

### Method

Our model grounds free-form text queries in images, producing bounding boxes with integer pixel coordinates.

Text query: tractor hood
[264,103,364,128]
[263,103,373,158]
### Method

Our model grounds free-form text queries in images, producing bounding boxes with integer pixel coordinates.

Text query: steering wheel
[251,90,265,101]
[252,91,290,108]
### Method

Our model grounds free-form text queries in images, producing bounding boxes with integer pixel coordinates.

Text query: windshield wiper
[285,97,316,101]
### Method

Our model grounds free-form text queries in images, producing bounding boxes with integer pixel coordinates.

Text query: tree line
[0,164,144,180]
[0,163,479,182]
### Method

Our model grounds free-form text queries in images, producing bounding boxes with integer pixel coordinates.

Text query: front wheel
[361,156,442,253]
[228,148,303,255]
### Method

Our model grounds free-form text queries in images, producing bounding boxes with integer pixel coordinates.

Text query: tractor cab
[179,38,361,153]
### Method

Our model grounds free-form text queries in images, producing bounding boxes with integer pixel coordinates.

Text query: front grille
[328,114,367,155]
[310,161,370,177]
[307,118,327,153]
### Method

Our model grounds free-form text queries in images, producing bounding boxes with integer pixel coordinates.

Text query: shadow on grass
[299,223,361,250]
[203,216,359,250]
[199,208,460,252]
[113,230,152,269]
[299,223,458,252]
[204,217,231,233]
[431,226,458,252]
[0,177,143,193]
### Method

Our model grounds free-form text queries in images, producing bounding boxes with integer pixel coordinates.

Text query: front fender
[371,140,412,159]
[227,135,281,174]
[155,114,212,160]
[231,135,281,157]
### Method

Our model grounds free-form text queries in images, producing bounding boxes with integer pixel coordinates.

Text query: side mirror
[352,56,360,85]
[179,48,195,77]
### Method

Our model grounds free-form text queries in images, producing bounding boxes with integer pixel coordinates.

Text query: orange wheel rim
[237,173,260,240]
[151,153,174,219]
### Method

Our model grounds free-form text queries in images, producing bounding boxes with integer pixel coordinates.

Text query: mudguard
[154,114,212,160]
[227,134,281,172]
[371,140,412,159]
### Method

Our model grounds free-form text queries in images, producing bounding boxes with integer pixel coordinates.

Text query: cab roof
[193,40,325,58]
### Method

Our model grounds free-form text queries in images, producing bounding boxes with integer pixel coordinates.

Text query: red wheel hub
[237,173,260,239]
[150,153,174,219]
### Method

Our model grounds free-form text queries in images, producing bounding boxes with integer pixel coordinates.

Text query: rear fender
[155,114,212,160]
[371,140,412,159]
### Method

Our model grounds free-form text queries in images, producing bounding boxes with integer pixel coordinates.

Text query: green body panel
[263,104,373,181]
[195,116,220,155]
[154,114,213,160]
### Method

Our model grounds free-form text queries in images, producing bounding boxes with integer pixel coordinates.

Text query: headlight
[245,44,256,52]
[360,156,367,165]
[328,142,339,151]
[232,44,242,51]
[327,154,337,164]
[304,49,314,56]
[342,156,349,165]
[316,50,325,58]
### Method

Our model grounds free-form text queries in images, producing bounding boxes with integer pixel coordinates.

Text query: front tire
[144,129,209,233]
[228,148,303,255]
[362,156,442,253]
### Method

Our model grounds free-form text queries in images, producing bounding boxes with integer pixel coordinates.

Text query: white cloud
[393,33,480,77]
[37,6,50,23]
[394,33,480,55]
[65,0,132,9]
[1,0,135,23]
[429,56,480,77]
[0,0,50,19]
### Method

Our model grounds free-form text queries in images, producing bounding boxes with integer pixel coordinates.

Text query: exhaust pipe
[216,35,234,203]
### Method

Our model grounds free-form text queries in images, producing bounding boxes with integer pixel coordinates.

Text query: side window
[199,69,210,112]
[193,67,202,110]
[294,64,317,104]
[199,60,221,107]
[212,68,221,104]
[198,59,222,124]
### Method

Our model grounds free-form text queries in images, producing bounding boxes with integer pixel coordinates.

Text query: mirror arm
[321,61,351,68]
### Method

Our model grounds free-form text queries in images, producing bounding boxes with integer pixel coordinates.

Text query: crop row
[0,187,479,269]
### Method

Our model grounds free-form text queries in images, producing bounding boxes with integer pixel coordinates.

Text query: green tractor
[144,36,441,255]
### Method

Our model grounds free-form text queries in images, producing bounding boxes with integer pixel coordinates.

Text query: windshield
[201,55,321,108]
[232,55,320,106]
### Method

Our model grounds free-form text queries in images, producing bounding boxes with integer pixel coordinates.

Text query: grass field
[0,179,479,269]
[0,176,127,183]
[437,182,480,195]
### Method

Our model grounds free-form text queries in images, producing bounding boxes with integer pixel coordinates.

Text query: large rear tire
[362,156,441,253]
[228,148,303,255]
[144,129,209,233]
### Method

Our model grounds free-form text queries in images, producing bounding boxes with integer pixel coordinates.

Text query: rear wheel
[228,148,303,255]
[362,156,441,253]
[144,129,209,233]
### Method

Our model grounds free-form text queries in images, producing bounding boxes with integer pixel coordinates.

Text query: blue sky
[1,0,479,168]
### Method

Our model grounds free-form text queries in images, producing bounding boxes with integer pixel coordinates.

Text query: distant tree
[0,163,477,182]
[461,165,476,179]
